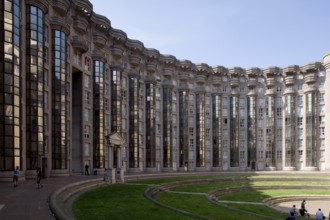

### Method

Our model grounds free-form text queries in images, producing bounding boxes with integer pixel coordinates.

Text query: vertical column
[323,52,330,170]
[0,0,22,174]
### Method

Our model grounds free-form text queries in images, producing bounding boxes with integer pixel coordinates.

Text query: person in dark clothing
[36,167,43,189]
[85,164,89,175]
[13,166,19,187]
[286,212,296,220]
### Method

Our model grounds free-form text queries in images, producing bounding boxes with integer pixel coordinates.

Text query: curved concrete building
[1,0,330,180]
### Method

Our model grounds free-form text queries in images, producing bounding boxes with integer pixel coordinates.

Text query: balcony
[265,78,276,87]
[52,0,70,16]
[163,68,173,77]
[284,75,295,85]
[72,17,89,34]
[230,78,239,88]
[211,76,222,85]
[196,74,207,84]
[111,45,124,60]
[247,78,257,87]
[146,62,157,73]
[303,73,317,84]
[93,32,107,48]
[283,87,296,95]
[129,55,141,68]
[71,36,89,53]
[178,72,189,81]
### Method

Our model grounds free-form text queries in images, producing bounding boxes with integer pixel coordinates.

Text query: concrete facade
[1,0,330,180]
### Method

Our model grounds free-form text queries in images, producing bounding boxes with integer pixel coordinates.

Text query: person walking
[85,164,89,175]
[13,166,19,187]
[36,167,43,189]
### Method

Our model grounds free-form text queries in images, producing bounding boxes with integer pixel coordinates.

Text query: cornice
[26,0,50,13]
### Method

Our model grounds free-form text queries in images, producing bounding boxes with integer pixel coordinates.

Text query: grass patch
[157,192,266,220]
[220,189,330,202]
[73,173,330,220]
[73,184,193,220]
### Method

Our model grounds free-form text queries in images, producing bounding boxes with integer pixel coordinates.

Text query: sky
[90,0,330,69]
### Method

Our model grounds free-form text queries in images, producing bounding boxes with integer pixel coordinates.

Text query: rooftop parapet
[110,28,128,43]
[73,0,93,17]
[91,13,111,32]
[144,48,160,60]
[126,38,144,52]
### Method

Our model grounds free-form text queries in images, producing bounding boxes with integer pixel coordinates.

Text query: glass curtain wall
[212,95,222,167]
[247,96,257,168]
[305,92,317,167]
[179,90,188,167]
[0,0,21,171]
[265,96,275,167]
[93,61,105,168]
[129,77,140,168]
[26,5,44,170]
[284,94,296,167]
[196,93,205,167]
[163,86,172,168]
[230,96,239,167]
[145,83,155,168]
[110,70,122,133]
[52,30,67,169]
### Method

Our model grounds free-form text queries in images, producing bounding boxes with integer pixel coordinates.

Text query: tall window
[145,83,156,168]
[305,92,317,167]
[179,91,189,167]
[265,95,275,167]
[52,30,67,169]
[196,93,205,167]
[163,86,172,168]
[93,61,105,168]
[230,96,239,167]
[129,77,140,168]
[212,95,222,167]
[284,94,296,167]
[26,5,45,169]
[247,96,256,168]
[0,0,21,171]
[111,70,122,133]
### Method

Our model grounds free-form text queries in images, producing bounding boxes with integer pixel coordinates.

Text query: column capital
[322,51,330,69]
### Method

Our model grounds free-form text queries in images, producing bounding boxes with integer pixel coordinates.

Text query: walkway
[0,175,99,220]
[274,200,330,219]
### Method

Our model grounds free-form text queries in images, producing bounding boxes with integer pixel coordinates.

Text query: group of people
[12,166,43,189]
[287,199,326,220]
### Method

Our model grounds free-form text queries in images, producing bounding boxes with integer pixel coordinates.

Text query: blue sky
[90,0,330,69]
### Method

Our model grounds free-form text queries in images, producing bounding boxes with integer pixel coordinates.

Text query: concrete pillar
[322,51,330,170]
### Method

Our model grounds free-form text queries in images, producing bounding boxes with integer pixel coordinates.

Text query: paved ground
[0,175,99,220]
[274,200,330,219]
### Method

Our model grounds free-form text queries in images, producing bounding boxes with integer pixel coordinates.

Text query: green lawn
[73,174,330,220]
[73,184,194,220]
